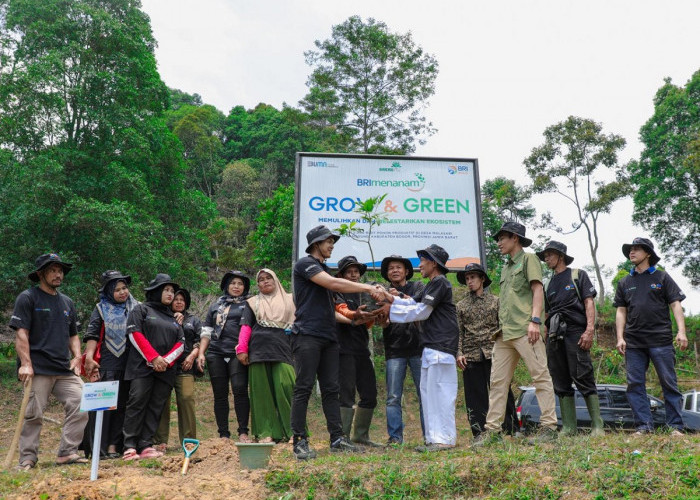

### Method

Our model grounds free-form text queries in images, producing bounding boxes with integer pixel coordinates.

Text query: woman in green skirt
[236,269,296,443]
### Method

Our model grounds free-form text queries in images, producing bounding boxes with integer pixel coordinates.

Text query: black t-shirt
[178,313,202,374]
[613,268,686,348]
[125,302,184,385]
[292,255,336,340]
[413,275,459,356]
[335,292,371,356]
[383,280,424,359]
[10,287,78,375]
[204,297,247,357]
[544,268,597,333]
[241,306,293,365]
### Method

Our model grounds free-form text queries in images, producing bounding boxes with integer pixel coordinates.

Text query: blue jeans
[385,356,424,442]
[626,345,684,431]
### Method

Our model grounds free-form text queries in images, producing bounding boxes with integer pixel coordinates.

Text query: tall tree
[300,16,438,154]
[524,116,629,305]
[630,71,700,285]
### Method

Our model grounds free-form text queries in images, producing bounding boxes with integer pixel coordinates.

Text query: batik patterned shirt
[457,290,500,362]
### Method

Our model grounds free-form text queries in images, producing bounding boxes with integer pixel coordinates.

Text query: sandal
[138,447,164,459]
[123,448,140,461]
[16,460,35,471]
[238,433,253,443]
[259,436,274,444]
[56,454,89,465]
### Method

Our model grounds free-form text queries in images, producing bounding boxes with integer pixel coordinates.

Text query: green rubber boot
[351,407,384,447]
[559,396,577,436]
[584,394,605,437]
[340,407,355,438]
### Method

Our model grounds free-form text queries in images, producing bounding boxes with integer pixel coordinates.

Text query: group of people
[9,220,689,468]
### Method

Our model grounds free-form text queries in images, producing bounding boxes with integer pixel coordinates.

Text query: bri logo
[447,165,470,175]
[565,285,575,291]
[379,161,402,172]
[650,283,663,290]
[356,172,426,192]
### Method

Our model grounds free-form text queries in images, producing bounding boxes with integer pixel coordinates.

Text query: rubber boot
[351,407,384,447]
[340,407,355,438]
[584,394,605,437]
[559,396,577,437]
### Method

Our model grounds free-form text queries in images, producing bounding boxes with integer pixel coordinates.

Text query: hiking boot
[471,430,502,448]
[387,437,402,448]
[293,438,317,460]
[330,436,362,453]
[527,426,558,445]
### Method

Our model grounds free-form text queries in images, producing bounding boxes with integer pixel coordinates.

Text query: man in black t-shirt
[10,254,89,470]
[290,225,385,460]
[613,237,688,435]
[538,241,604,437]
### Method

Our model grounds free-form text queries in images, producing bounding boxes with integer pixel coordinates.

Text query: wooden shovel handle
[181,456,190,475]
[3,377,33,470]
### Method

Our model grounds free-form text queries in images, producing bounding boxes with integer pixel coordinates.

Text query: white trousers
[420,348,457,445]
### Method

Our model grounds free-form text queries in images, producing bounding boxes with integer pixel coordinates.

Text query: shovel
[3,377,33,470]
[181,438,199,475]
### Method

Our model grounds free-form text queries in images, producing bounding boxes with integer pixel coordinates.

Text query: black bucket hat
[416,244,450,273]
[174,288,191,310]
[144,273,180,292]
[220,270,251,295]
[456,263,492,288]
[492,221,532,247]
[536,241,574,266]
[99,270,132,292]
[380,255,414,282]
[28,253,73,282]
[335,255,367,277]
[622,237,660,266]
[305,225,340,254]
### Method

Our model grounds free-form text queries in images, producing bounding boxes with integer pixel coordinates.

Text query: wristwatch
[529,316,541,325]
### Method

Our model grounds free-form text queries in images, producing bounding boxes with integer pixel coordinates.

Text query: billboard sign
[294,153,485,270]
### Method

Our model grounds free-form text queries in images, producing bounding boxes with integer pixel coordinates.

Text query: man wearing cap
[538,241,604,437]
[475,221,558,446]
[614,237,688,435]
[334,255,381,447]
[10,253,89,469]
[455,263,517,439]
[378,255,425,446]
[377,244,459,452]
[290,225,385,460]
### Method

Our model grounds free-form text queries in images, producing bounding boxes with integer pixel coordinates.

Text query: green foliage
[301,16,438,154]
[631,70,700,286]
[335,194,389,269]
[252,184,295,279]
[525,116,630,304]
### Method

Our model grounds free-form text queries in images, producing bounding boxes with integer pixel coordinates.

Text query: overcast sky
[140,0,700,312]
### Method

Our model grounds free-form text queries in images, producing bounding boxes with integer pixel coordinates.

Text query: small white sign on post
[81,381,119,481]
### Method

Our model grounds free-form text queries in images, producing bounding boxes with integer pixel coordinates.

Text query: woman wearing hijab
[122,274,185,460]
[81,270,139,458]
[197,270,252,441]
[236,269,296,443]
[154,288,202,450]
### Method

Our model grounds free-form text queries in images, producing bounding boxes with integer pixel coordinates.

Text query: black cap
[493,221,532,247]
[456,263,492,288]
[305,225,340,254]
[144,273,180,291]
[416,244,450,273]
[220,270,251,295]
[99,270,132,292]
[622,237,660,266]
[380,255,414,282]
[28,253,73,282]
[335,255,367,277]
[536,241,574,265]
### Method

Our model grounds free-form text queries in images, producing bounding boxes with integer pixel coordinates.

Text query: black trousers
[290,334,343,442]
[463,356,517,436]
[123,375,172,452]
[80,370,130,457]
[339,353,377,409]
[207,354,250,437]
[546,329,597,398]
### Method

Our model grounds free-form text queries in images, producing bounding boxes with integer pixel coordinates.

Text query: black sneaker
[330,436,362,453]
[293,438,317,460]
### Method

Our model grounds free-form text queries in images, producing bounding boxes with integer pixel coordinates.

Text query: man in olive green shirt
[474,221,558,446]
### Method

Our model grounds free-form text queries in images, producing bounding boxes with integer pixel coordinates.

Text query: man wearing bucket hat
[613,237,688,435]
[378,255,425,446]
[290,225,385,460]
[334,255,381,447]
[377,244,459,452]
[538,241,604,437]
[455,263,517,439]
[474,221,558,447]
[10,253,89,469]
